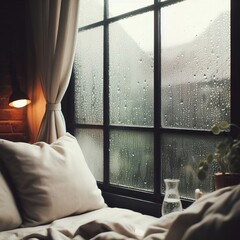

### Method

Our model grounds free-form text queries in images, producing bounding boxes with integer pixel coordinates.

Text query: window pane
[78,0,103,27]
[161,133,223,199]
[75,128,103,182]
[109,12,154,127]
[108,0,153,17]
[74,27,103,125]
[110,130,154,191]
[161,0,230,130]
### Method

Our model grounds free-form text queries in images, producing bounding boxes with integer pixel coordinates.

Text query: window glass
[78,0,103,27]
[110,130,154,191]
[75,128,104,181]
[109,12,154,127]
[74,27,103,125]
[161,133,223,199]
[108,0,153,17]
[161,0,230,130]
[73,0,231,202]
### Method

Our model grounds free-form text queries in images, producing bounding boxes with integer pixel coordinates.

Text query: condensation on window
[109,130,154,191]
[74,27,103,125]
[108,0,153,17]
[109,12,154,127]
[75,128,104,182]
[161,0,230,130]
[161,133,222,199]
[78,0,103,28]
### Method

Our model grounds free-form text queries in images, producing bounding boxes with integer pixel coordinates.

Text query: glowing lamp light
[8,54,31,108]
[9,88,31,108]
[9,99,31,108]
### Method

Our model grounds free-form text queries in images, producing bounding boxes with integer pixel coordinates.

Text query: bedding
[0,207,158,240]
[0,133,106,227]
[0,185,239,240]
[0,172,22,231]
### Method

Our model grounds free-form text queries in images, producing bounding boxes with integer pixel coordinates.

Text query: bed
[1,133,240,240]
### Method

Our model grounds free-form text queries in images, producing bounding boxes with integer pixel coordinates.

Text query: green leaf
[206,154,213,163]
[219,121,230,130]
[211,124,221,135]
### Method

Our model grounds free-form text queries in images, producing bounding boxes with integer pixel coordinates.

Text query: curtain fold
[29,0,79,143]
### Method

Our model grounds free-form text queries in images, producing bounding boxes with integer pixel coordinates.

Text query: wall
[0,0,29,142]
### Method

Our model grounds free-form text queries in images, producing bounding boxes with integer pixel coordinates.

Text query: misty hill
[162,11,230,86]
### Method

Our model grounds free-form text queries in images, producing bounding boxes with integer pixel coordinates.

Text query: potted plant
[197,121,240,189]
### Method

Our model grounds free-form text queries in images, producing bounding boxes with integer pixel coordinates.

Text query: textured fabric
[0,133,106,227]
[1,186,239,239]
[0,207,157,239]
[0,171,22,231]
[144,185,240,240]
[1,186,240,239]
[28,0,80,143]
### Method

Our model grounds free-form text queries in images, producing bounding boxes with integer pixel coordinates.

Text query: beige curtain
[29,0,79,143]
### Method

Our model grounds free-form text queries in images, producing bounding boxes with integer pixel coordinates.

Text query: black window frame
[63,0,240,217]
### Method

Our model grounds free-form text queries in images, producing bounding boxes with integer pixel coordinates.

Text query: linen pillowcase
[0,133,106,227]
[0,170,22,231]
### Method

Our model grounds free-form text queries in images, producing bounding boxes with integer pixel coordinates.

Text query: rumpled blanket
[2,185,240,240]
[144,184,240,240]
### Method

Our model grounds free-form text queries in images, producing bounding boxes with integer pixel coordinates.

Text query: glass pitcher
[161,179,183,216]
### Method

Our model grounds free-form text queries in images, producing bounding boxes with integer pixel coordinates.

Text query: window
[67,0,237,216]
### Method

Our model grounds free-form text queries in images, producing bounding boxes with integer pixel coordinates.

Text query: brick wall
[0,0,29,142]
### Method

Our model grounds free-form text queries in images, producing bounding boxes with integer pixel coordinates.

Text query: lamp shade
[8,53,31,108]
[9,88,31,108]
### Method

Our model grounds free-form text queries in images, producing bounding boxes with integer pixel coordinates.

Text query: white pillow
[0,171,22,230]
[0,133,106,227]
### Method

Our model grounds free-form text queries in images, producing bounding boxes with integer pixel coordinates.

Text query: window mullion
[103,0,110,186]
[231,0,240,128]
[154,0,161,198]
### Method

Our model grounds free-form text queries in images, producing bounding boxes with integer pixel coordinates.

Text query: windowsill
[102,190,194,218]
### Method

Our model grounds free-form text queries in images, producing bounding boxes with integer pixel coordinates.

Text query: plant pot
[214,172,240,190]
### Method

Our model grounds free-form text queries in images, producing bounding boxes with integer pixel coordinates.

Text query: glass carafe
[161,179,183,216]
